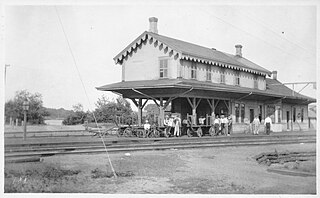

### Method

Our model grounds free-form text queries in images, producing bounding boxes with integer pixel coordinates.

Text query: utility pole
[22,100,30,141]
[5,64,10,85]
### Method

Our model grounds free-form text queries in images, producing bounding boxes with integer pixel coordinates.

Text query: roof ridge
[148,31,216,52]
[114,31,271,75]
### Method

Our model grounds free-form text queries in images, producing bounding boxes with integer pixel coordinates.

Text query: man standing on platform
[220,115,228,136]
[174,115,181,137]
[264,115,272,135]
[253,115,260,135]
[214,115,221,136]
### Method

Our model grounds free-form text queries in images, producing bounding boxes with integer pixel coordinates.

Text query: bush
[62,104,90,125]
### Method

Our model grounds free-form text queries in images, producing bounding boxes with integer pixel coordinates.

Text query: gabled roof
[114,31,272,76]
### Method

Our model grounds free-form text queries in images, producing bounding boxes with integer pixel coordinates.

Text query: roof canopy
[114,31,272,76]
[97,78,315,104]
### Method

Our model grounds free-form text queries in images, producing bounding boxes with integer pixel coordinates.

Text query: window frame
[191,62,197,80]
[277,107,281,123]
[235,72,240,86]
[235,103,240,123]
[159,58,169,78]
[206,65,212,81]
[220,69,225,84]
[240,103,245,123]
[254,76,258,89]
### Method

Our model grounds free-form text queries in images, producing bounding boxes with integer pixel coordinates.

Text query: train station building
[97,17,315,133]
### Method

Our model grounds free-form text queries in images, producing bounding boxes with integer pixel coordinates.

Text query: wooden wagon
[185,114,215,137]
[117,125,170,138]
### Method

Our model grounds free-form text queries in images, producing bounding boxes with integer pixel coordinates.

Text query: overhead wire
[238,10,316,56]
[197,7,316,96]
[54,6,117,178]
[198,7,316,66]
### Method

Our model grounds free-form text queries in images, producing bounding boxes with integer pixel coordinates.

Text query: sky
[3,0,318,111]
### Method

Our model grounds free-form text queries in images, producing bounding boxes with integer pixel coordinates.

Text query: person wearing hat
[214,115,221,136]
[167,115,174,136]
[144,120,151,137]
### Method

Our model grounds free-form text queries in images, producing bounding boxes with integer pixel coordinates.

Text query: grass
[5,163,81,193]
[91,167,135,179]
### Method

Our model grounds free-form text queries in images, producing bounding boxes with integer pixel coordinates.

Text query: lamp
[23,100,29,140]
[23,100,30,111]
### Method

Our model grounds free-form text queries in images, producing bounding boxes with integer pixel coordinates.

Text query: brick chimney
[272,71,278,80]
[149,17,158,34]
[235,44,242,57]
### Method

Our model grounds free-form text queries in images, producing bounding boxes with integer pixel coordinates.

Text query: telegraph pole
[5,64,10,85]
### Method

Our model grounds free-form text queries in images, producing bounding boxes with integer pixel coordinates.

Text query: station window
[206,65,211,81]
[254,76,258,89]
[240,104,245,123]
[267,105,275,123]
[301,108,304,122]
[191,62,197,79]
[235,72,240,86]
[159,59,168,78]
[235,103,240,123]
[293,107,296,122]
[277,107,281,123]
[220,70,225,84]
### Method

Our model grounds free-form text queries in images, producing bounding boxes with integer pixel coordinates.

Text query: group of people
[213,114,233,136]
[143,114,182,137]
[251,115,272,135]
[163,114,181,137]
[143,113,273,137]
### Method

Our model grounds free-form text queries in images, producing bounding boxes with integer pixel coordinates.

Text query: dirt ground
[4,142,316,194]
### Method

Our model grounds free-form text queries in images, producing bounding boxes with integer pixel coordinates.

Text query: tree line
[4,90,137,125]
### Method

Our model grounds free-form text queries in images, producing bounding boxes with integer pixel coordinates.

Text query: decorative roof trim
[181,54,267,76]
[113,31,269,76]
[114,31,182,65]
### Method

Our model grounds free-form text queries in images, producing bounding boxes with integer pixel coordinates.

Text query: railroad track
[5,134,316,160]
[4,130,95,139]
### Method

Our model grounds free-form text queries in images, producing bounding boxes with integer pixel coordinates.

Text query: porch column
[138,99,143,126]
[187,97,201,125]
[158,98,165,127]
[291,106,294,131]
[191,98,197,125]
[131,98,148,126]
[206,98,215,124]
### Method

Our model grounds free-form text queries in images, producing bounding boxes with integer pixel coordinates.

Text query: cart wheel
[138,130,144,138]
[187,128,192,137]
[117,129,123,137]
[146,130,152,138]
[154,129,160,138]
[164,129,169,138]
[209,126,215,136]
[123,128,132,137]
[197,127,203,137]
